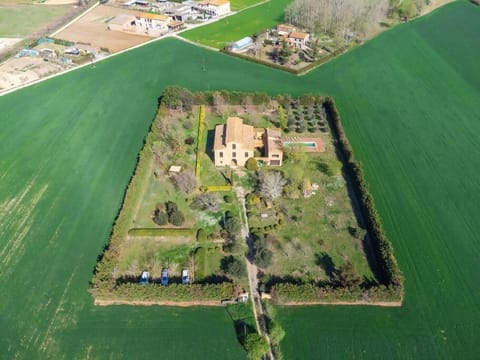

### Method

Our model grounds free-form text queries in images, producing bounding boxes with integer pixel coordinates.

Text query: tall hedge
[323,98,403,289]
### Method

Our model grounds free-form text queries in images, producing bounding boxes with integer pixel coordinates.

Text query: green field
[0,1,479,358]
[230,0,265,11]
[181,0,292,49]
[0,4,70,37]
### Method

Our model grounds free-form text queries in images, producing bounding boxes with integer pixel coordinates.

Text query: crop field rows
[0,1,479,358]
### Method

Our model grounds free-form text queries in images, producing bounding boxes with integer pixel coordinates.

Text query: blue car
[161,268,169,286]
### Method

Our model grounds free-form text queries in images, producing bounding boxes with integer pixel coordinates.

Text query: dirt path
[279,300,402,307]
[234,185,275,360]
[95,299,223,307]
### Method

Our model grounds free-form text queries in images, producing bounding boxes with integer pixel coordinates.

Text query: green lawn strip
[181,0,292,49]
[230,0,265,11]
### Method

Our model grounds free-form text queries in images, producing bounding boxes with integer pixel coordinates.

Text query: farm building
[214,117,283,167]
[288,32,310,49]
[108,14,137,32]
[194,0,230,17]
[276,24,296,36]
[214,117,254,167]
[231,37,253,52]
[135,12,171,36]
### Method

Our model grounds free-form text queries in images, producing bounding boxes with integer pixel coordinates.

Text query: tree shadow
[196,274,231,285]
[205,129,215,161]
[314,252,336,280]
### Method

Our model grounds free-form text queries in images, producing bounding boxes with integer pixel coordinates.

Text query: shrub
[166,201,178,216]
[197,229,208,242]
[224,194,234,203]
[224,211,241,234]
[245,157,258,171]
[246,193,260,206]
[153,209,168,226]
[244,333,269,360]
[254,247,273,268]
[169,210,185,226]
[221,255,246,278]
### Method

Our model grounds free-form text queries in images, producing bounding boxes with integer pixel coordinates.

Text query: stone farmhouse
[194,0,230,17]
[214,117,283,167]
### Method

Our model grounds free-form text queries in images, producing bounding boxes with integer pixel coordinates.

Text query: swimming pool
[283,141,317,148]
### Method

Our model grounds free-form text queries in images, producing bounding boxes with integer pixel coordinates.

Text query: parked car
[139,271,150,285]
[161,268,169,286]
[181,269,190,284]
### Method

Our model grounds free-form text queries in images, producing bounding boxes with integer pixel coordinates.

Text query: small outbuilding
[231,37,254,52]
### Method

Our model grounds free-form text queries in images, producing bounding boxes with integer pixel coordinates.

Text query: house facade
[287,31,310,49]
[214,117,283,167]
[214,117,254,167]
[135,12,171,36]
[195,0,230,17]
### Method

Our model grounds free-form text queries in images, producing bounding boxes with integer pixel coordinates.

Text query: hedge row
[220,46,350,76]
[128,228,196,237]
[95,283,235,302]
[195,105,205,178]
[324,98,403,289]
[272,283,402,304]
[206,185,232,192]
[92,116,158,290]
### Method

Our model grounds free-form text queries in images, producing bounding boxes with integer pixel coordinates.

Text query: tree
[192,192,220,210]
[153,209,168,226]
[333,260,361,287]
[279,40,292,65]
[224,211,241,234]
[268,321,286,344]
[161,86,193,111]
[244,333,269,360]
[165,201,178,216]
[259,171,286,199]
[169,210,185,226]
[171,171,197,194]
[254,247,273,268]
[221,255,246,278]
[245,157,258,171]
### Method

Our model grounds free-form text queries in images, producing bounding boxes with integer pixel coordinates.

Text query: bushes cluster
[272,282,402,303]
[324,98,403,290]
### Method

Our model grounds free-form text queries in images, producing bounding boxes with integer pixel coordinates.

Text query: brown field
[55,5,150,53]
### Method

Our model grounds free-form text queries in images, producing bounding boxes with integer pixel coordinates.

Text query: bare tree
[259,171,287,199]
[285,0,390,41]
[192,192,220,210]
[171,171,197,194]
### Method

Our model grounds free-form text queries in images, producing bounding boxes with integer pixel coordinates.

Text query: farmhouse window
[220,152,223,158]
[232,152,237,158]
[245,152,249,157]
[232,144,236,150]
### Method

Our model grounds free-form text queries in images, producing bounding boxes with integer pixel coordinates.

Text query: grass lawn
[1,1,480,358]
[181,0,292,49]
[0,4,71,37]
[230,0,266,11]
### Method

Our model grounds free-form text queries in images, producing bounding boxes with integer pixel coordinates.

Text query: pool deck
[281,137,326,152]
